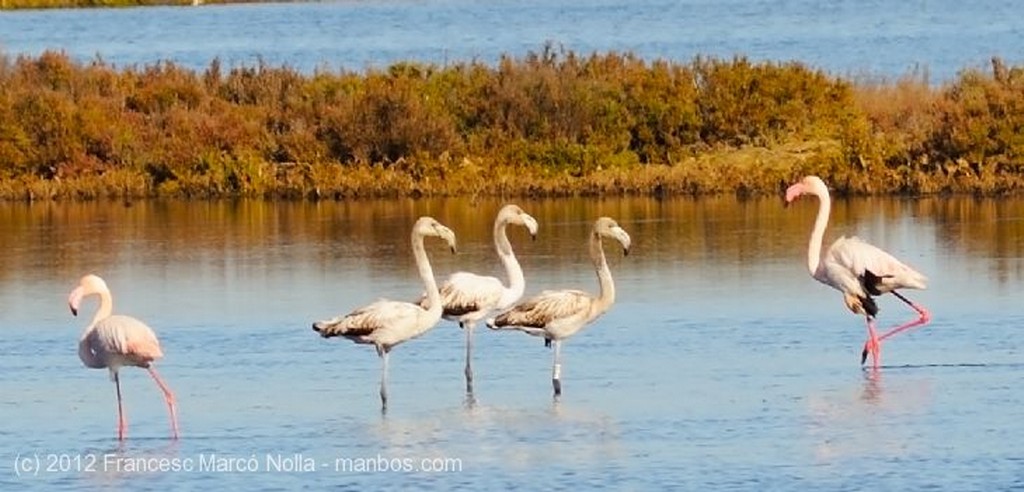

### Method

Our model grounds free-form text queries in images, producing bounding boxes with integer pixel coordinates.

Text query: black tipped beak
[450,246,457,254]
[531,234,537,242]
[70,307,78,317]
[623,247,630,257]
[860,348,868,365]
[311,323,321,332]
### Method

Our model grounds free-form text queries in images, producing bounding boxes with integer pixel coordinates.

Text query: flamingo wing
[314,299,423,339]
[91,315,164,365]
[823,236,928,296]
[434,272,505,317]
[491,289,592,329]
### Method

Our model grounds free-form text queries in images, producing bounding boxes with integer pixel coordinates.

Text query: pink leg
[860,292,931,368]
[860,318,881,369]
[878,292,931,342]
[147,367,179,440]
[114,372,127,441]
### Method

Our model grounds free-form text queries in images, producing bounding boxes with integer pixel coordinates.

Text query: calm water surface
[1,0,1022,80]
[1,197,1022,489]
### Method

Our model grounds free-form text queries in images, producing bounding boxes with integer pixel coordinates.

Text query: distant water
[1,197,1023,489]
[1,0,1023,80]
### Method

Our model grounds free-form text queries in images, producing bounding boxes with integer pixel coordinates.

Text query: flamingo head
[414,216,457,254]
[499,204,540,240]
[518,212,539,241]
[69,274,108,316]
[785,175,828,205]
[594,217,632,257]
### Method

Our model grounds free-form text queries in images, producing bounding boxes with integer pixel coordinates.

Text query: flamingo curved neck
[589,230,615,315]
[807,188,831,276]
[494,218,525,307]
[78,289,113,369]
[83,289,113,334]
[413,231,442,321]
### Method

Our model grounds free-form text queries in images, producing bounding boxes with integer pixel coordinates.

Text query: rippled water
[1,197,1023,489]
[1,0,1022,80]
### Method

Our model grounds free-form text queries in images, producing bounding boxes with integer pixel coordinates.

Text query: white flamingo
[312,216,457,410]
[69,274,179,441]
[785,175,931,368]
[487,217,631,397]
[423,204,538,395]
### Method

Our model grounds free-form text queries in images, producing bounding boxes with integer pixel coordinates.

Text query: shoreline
[6,150,1018,201]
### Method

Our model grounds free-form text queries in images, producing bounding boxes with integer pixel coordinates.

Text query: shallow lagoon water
[1,197,1023,489]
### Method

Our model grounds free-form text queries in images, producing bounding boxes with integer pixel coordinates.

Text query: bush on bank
[1,47,1023,200]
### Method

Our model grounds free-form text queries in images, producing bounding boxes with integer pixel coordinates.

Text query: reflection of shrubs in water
[2,49,1024,200]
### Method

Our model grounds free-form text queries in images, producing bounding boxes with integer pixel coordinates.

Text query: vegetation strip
[1,48,1022,200]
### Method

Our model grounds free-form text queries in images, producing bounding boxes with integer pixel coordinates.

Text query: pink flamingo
[69,274,179,440]
[785,176,931,368]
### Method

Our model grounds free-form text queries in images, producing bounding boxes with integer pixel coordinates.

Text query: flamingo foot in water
[860,319,882,369]
[861,299,931,368]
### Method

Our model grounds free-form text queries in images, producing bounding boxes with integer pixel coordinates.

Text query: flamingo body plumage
[489,289,597,341]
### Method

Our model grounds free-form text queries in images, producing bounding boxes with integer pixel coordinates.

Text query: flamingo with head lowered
[422,204,538,396]
[785,175,931,368]
[69,274,179,441]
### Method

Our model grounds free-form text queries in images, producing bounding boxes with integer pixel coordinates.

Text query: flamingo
[487,217,631,397]
[312,216,457,410]
[422,204,538,395]
[68,274,179,441]
[785,175,931,369]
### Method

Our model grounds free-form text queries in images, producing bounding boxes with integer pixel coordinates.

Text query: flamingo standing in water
[487,217,630,397]
[785,175,931,368]
[69,274,179,440]
[423,204,538,395]
[312,217,457,411]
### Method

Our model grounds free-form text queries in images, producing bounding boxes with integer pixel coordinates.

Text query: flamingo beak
[68,286,84,317]
[524,216,539,241]
[443,227,457,254]
[614,227,632,257]
[784,183,805,206]
[861,348,869,365]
